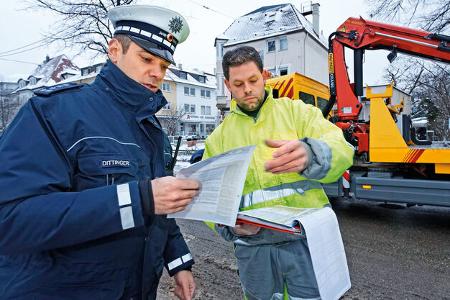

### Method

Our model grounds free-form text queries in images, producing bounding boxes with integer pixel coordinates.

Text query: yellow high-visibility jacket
[203,87,354,211]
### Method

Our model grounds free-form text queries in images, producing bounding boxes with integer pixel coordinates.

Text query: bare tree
[0,96,21,132]
[367,0,450,139]
[158,108,187,136]
[26,0,137,57]
[367,0,450,32]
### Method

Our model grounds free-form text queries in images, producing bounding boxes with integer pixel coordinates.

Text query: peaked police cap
[108,5,190,65]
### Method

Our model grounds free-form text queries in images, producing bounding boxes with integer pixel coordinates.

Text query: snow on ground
[172,141,204,174]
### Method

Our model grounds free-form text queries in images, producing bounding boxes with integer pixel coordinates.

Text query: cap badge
[168,16,183,34]
[166,33,174,43]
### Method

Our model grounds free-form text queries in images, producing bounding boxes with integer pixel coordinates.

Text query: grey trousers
[234,239,320,300]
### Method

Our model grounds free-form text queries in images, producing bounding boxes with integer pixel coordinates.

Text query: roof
[165,67,216,88]
[221,3,326,47]
[14,55,80,92]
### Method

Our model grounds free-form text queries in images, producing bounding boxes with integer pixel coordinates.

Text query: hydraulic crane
[323,17,450,206]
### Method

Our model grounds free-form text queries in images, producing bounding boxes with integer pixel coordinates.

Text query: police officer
[0,5,199,300]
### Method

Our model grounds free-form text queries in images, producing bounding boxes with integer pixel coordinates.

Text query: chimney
[178,63,183,70]
[311,3,320,35]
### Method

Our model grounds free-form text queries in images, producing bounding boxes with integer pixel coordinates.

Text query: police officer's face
[109,39,170,93]
[224,61,265,111]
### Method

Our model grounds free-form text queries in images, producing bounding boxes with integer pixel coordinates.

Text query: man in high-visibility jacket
[203,46,354,300]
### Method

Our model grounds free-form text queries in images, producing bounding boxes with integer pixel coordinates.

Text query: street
[158,198,450,299]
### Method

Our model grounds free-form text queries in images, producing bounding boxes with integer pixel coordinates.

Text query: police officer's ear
[108,38,123,64]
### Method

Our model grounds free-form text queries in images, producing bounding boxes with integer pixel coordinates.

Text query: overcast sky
[0,0,390,84]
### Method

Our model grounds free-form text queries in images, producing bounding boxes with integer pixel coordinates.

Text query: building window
[198,76,205,83]
[184,87,190,95]
[299,91,315,106]
[179,71,187,79]
[279,37,288,51]
[201,105,211,115]
[317,97,329,111]
[163,102,171,109]
[200,89,211,98]
[190,87,195,96]
[267,40,276,52]
[184,104,190,112]
[162,82,171,92]
[268,68,276,75]
[190,104,196,113]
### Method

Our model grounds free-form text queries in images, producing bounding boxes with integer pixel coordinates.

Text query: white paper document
[167,145,255,226]
[298,207,351,300]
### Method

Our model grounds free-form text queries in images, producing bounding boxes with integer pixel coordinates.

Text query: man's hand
[264,139,309,174]
[151,177,200,215]
[174,270,195,300]
[233,224,261,236]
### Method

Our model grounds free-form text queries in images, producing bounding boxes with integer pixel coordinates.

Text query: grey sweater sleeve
[299,137,332,180]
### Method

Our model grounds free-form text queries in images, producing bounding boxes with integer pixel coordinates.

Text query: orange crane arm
[325,17,450,120]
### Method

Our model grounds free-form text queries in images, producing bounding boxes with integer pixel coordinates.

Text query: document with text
[167,145,255,227]
[298,207,351,300]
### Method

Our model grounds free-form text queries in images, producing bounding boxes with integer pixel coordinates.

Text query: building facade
[6,55,217,138]
[215,3,328,113]
[157,66,218,138]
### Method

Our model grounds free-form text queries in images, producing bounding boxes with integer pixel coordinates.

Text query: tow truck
[322,17,450,206]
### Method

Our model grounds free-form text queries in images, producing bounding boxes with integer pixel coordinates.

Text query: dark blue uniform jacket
[0,61,194,299]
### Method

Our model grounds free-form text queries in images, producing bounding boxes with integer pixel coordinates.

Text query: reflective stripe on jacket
[204,87,354,211]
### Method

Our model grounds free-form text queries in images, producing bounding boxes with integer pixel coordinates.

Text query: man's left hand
[174,270,195,300]
[264,139,309,174]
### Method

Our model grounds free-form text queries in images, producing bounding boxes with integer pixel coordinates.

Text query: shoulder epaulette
[34,82,84,97]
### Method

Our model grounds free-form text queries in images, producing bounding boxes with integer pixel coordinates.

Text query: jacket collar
[94,60,167,116]
[230,86,274,121]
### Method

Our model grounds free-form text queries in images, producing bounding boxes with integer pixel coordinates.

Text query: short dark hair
[113,34,132,54]
[222,46,263,80]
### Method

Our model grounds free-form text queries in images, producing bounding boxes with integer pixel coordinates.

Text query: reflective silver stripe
[242,180,322,208]
[117,183,132,206]
[114,25,177,49]
[168,253,193,271]
[182,253,192,263]
[129,27,140,34]
[119,206,135,230]
[168,258,182,271]
[66,136,142,152]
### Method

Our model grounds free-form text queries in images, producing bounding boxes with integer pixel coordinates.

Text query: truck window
[272,89,279,98]
[299,91,315,106]
[317,97,329,111]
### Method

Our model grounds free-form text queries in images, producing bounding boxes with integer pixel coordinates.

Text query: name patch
[102,160,130,168]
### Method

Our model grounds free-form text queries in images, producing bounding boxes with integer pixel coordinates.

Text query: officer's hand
[232,224,261,236]
[151,177,200,215]
[174,270,196,300]
[264,139,309,174]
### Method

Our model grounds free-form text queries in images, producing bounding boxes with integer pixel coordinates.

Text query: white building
[215,3,328,112]
[158,66,218,138]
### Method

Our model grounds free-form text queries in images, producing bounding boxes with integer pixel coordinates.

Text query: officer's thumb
[265,139,287,148]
